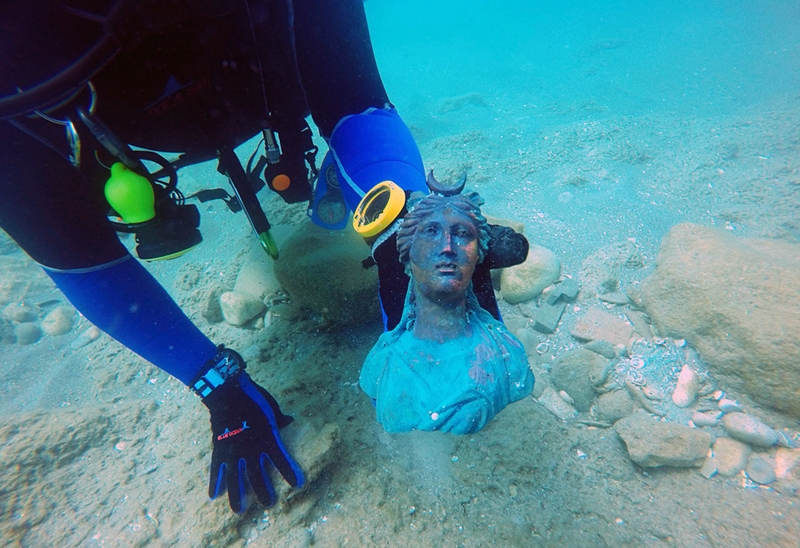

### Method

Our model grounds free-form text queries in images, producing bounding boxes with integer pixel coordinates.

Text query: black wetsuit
[0,0,389,271]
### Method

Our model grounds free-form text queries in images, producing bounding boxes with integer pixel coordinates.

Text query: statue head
[396,179,490,305]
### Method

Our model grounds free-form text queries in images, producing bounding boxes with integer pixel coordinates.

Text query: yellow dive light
[352,180,405,238]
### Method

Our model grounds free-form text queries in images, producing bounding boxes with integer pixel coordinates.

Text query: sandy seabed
[3,2,800,545]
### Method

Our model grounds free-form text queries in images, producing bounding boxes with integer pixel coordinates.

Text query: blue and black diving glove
[192,346,305,512]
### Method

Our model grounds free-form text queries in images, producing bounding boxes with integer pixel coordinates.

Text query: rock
[269,302,301,321]
[718,398,744,413]
[596,390,635,422]
[15,322,42,345]
[746,454,777,485]
[233,242,282,299]
[672,364,700,408]
[536,386,577,421]
[721,412,779,448]
[571,307,635,346]
[2,300,39,323]
[0,319,16,344]
[198,283,228,323]
[698,458,718,479]
[500,244,560,304]
[691,410,722,427]
[775,448,800,480]
[545,277,580,304]
[624,310,653,338]
[274,221,380,325]
[532,301,566,334]
[712,437,751,476]
[551,349,609,412]
[583,339,617,359]
[614,411,711,468]
[41,305,76,336]
[598,292,629,305]
[70,326,102,350]
[639,223,800,418]
[219,291,266,327]
[579,241,644,299]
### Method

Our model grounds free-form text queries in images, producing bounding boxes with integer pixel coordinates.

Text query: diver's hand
[194,349,304,512]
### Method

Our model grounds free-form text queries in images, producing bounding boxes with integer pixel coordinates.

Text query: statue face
[409,207,479,303]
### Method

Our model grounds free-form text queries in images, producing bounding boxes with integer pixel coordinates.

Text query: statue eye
[422,224,439,236]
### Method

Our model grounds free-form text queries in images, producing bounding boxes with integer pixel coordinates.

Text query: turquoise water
[1,1,799,546]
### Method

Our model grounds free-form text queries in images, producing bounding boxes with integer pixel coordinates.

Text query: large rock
[273,221,379,325]
[614,411,711,468]
[640,223,800,418]
[500,244,560,304]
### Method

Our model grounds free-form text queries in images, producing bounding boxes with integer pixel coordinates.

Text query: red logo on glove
[217,421,250,441]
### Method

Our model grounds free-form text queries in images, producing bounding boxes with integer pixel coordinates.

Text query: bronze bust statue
[360,178,534,434]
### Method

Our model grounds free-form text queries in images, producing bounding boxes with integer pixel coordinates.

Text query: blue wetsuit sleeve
[45,254,218,385]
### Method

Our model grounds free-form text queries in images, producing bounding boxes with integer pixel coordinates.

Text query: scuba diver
[0,0,529,514]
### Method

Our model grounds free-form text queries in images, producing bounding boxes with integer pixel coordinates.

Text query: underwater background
[2,0,800,546]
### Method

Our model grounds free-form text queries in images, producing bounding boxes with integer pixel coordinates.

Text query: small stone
[199,284,228,323]
[625,310,654,338]
[551,349,609,412]
[15,322,42,345]
[2,300,40,323]
[545,277,580,304]
[41,305,76,336]
[746,454,777,485]
[718,398,744,413]
[614,411,711,468]
[532,301,566,334]
[71,326,102,350]
[270,303,301,321]
[712,437,751,476]
[500,244,561,304]
[571,307,635,347]
[220,291,266,326]
[0,319,16,344]
[583,339,617,359]
[598,291,629,305]
[775,448,800,479]
[536,386,577,421]
[722,412,779,448]
[596,390,635,423]
[508,484,518,497]
[672,364,700,408]
[692,410,722,427]
[698,457,718,479]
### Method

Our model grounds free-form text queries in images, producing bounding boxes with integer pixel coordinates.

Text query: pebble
[596,390,635,423]
[41,305,76,336]
[721,412,779,448]
[15,322,42,345]
[642,385,664,401]
[712,437,751,477]
[220,291,266,326]
[718,398,744,413]
[536,386,577,421]
[2,301,39,323]
[71,326,102,349]
[775,448,800,479]
[672,364,700,408]
[698,457,718,479]
[691,410,722,427]
[746,454,777,485]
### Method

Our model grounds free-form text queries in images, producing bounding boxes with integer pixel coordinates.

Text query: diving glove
[193,346,305,512]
